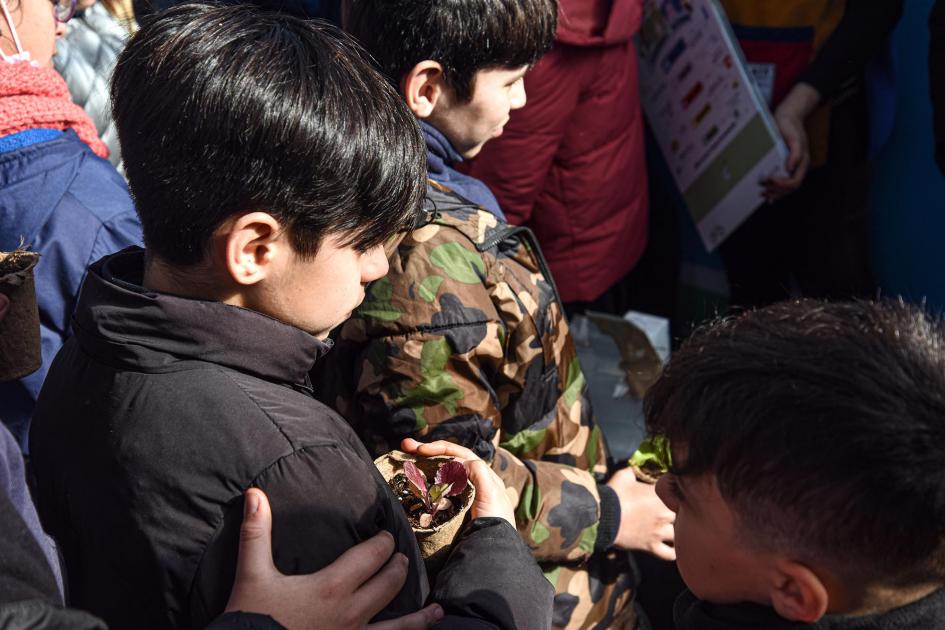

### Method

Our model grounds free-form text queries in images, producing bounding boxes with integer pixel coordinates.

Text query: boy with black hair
[315,1,676,628]
[645,299,945,629]
[28,4,553,628]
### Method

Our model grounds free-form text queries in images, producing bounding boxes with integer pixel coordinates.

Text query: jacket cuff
[206,612,285,629]
[595,484,621,552]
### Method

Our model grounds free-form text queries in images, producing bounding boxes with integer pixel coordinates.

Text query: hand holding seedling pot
[0,250,41,382]
[375,450,476,578]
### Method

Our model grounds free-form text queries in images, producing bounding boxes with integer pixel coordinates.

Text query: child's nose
[361,244,390,283]
[510,80,527,110]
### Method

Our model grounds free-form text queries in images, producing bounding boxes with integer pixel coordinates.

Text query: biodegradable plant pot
[375,450,475,579]
[630,464,661,485]
[0,251,41,382]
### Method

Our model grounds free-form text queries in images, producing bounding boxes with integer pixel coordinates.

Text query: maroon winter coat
[466,0,648,304]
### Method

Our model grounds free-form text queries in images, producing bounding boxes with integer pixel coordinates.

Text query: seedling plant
[389,460,468,529]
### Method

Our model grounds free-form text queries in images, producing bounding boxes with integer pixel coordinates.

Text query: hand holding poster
[638,0,789,251]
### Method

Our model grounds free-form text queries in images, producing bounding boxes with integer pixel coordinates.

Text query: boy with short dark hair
[28,4,553,628]
[646,299,945,629]
[316,2,677,627]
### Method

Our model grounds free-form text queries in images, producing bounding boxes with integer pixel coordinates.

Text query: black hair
[343,0,557,101]
[645,299,945,585]
[111,3,426,266]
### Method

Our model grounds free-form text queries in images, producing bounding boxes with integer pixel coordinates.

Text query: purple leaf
[435,460,468,497]
[403,460,428,499]
[435,497,452,512]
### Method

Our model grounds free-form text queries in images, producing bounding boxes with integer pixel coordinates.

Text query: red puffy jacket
[466,0,648,304]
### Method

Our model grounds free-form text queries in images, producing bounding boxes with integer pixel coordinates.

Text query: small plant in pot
[0,249,41,382]
[375,451,476,578]
[392,459,468,529]
[627,435,672,484]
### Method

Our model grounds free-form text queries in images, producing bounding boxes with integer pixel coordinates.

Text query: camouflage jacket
[315,182,619,563]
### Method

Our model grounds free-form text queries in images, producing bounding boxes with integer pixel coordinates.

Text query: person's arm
[796,0,904,103]
[404,441,555,630]
[348,327,610,562]
[223,449,547,630]
[490,445,620,561]
[764,1,904,200]
[409,440,674,562]
[217,488,442,630]
[337,229,624,563]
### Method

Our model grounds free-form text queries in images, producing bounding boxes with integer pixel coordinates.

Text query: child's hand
[225,488,444,629]
[606,468,676,561]
[762,82,821,203]
[400,438,516,527]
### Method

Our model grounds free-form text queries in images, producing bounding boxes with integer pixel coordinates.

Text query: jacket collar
[673,588,945,630]
[72,248,331,386]
[420,120,463,178]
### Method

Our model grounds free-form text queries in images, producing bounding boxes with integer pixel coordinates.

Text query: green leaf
[429,242,485,284]
[418,276,444,303]
[429,483,451,505]
[628,436,672,474]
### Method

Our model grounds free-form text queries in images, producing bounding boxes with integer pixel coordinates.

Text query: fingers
[351,551,410,622]
[466,459,515,526]
[464,459,493,494]
[650,542,677,562]
[660,522,675,545]
[234,488,276,581]
[400,438,478,461]
[784,137,801,173]
[368,604,444,630]
[323,530,397,591]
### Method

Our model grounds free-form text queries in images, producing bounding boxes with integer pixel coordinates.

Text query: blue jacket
[421,120,505,221]
[0,130,141,451]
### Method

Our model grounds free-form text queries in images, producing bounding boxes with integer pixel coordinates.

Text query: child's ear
[768,559,830,623]
[402,60,446,118]
[222,212,283,286]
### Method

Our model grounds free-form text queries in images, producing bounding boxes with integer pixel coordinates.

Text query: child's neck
[143,256,239,306]
[832,581,942,617]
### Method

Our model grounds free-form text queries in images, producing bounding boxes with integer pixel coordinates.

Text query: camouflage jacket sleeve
[329,202,616,562]
[342,322,614,562]
[494,446,621,562]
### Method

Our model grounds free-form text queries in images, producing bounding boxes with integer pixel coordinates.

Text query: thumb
[784,133,801,173]
[235,488,276,580]
[466,459,513,526]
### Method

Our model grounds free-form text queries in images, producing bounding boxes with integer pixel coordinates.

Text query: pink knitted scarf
[0,60,109,158]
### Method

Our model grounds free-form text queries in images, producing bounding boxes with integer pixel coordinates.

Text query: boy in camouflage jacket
[316,1,676,627]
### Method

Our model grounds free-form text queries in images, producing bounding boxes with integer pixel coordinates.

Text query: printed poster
[638,0,789,251]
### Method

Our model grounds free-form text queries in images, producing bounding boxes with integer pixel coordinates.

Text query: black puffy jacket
[30,248,552,630]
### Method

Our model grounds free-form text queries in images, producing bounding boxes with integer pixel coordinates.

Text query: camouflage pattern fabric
[544,551,637,629]
[314,181,634,628]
